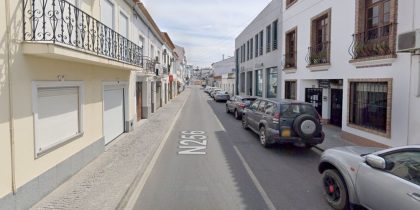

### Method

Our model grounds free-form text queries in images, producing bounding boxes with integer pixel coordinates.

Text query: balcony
[349,24,396,61]
[142,57,158,75]
[23,0,143,68]
[306,42,330,65]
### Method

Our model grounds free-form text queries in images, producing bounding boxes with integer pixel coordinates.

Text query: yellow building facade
[0,0,146,208]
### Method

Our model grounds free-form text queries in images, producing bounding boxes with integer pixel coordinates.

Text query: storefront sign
[318,80,330,88]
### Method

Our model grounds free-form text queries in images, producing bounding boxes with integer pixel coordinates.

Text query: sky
[142,0,272,68]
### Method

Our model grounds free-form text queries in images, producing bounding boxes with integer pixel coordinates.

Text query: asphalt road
[134,86,332,210]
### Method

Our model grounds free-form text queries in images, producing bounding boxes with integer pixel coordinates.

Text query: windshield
[281,104,319,118]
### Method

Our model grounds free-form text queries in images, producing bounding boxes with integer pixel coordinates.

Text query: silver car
[319,145,420,210]
[214,91,230,102]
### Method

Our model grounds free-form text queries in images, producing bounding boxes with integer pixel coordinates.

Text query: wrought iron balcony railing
[23,0,143,67]
[142,56,158,75]
[283,52,297,69]
[306,42,330,66]
[349,23,395,59]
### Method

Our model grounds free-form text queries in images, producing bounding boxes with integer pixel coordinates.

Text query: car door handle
[407,192,420,202]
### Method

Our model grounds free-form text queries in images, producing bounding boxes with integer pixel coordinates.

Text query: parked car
[226,96,257,119]
[204,87,215,94]
[318,145,420,210]
[210,89,222,98]
[242,99,324,148]
[214,91,230,102]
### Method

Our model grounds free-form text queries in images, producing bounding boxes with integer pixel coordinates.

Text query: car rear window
[242,98,256,103]
[281,104,319,118]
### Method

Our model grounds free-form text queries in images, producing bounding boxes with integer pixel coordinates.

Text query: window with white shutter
[33,82,84,157]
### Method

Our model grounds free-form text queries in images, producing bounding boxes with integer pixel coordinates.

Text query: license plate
[281,129,291,137]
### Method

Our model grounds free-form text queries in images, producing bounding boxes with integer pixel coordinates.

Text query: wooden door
[136,82,142,121]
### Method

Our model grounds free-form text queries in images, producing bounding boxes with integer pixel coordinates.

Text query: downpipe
[5,0,17,194]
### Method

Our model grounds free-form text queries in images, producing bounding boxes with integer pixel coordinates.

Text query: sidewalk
[315,124,355,151]
[31,88,191,210]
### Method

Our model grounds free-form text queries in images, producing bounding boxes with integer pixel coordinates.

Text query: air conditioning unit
[397,29,420,53]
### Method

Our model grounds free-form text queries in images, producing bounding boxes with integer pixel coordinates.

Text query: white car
[319,145,420,210]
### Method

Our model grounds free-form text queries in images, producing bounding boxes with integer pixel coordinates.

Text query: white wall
[235,0,282,99]
[213,57,235,76]
[281,0,415,147]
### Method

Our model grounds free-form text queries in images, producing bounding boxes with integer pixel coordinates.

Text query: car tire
[234,109,241,120]
[259,126,271,148]
[226,105,230,113]
[322,169,349,210]
[293,114,321,140]
[241,116,249,130]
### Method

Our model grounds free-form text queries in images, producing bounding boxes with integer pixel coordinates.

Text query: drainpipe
[5,0,16,194]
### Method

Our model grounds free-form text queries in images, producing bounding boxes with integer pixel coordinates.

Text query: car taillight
[239,103,246,108]
[273,112,280,121]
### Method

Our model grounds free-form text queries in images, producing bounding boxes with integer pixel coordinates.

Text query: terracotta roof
[134,1,164,42]
[161,32,176,50]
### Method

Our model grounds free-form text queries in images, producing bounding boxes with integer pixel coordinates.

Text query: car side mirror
[365,154,386,170]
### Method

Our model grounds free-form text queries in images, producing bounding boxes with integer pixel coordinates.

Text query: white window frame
[32,81,85,158]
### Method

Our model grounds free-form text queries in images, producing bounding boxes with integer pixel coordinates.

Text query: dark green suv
[242,99,325,148]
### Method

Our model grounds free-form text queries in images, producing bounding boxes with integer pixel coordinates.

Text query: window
[255,69,263,97]
[281,104,318,118]
[285,81,297,100]
[382,151,420,186]
[139,35,145,48]
[259,31,264,56]
[266,68,278,98]
[32,82,84,157]
[250,38,254,59]
[247,40,250,61]
[119,12,128,37]
[266,25,271,53]
[257,101,267,113]
[272,20,278,50]
[240,72,245,93]
[101,0,115,29]
[265,102,277,115]
[349,80,391,135]
[309,10,331,65]
[255,34,259,57]
[250,100,260,110]
[351,0,396,59]
[151,45,155,59]
[286,0,297,8]
[285,28,297,68]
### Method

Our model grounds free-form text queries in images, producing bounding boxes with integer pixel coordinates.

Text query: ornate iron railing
[142,56,157,74]
[306,42,330,65]
[349,24,395,59]
[23,0,143,67]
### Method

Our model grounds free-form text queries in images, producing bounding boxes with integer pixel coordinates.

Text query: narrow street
[134,86,331,210]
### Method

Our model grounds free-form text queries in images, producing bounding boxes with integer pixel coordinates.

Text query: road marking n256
[178,131,207,155]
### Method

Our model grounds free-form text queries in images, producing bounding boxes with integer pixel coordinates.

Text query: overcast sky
[142,0,272,68]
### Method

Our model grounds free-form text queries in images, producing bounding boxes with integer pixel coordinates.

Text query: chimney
[222,54,225,60]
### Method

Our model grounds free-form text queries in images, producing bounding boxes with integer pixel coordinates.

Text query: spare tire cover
[293,114,321,139]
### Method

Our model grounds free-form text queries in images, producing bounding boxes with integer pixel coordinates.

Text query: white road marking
[233,146,277,210]
[122,91,191,210]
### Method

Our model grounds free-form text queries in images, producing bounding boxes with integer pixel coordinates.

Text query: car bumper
[268,129,325,145]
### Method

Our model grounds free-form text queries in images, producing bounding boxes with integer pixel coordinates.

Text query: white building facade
[280,0,420,147]
[235,0,283,99]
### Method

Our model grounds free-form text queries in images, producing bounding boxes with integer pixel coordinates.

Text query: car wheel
[259,126,270,148]
[234,110,241,120]
[241,116,249,129]
[322,169,349,210]
[226,105,230,113]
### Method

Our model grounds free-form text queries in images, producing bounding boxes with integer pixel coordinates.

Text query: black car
[242,99,324,148]
[226,96,257,119]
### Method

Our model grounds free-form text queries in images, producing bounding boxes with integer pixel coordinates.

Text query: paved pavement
[134,86,333,210]
[31,89,191,210]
